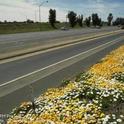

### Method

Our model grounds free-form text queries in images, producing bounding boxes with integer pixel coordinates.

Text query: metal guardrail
[0,36,123,97]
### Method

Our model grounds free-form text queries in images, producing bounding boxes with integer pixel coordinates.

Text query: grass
[0,23,54,34]
[0,22,83,34]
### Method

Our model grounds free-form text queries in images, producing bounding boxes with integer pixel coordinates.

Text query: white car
[60,26,69,31]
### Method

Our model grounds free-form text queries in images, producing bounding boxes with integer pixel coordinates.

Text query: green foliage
[67,11,77,28]
[11,103,33,117]
[111,72,124,83]
[77,15,83,27]
[85,16,91,27]
[61,79,71,87]
[113,18,124,26]
[0,22,84,34]
[49,9,56,28]
[26,19,34,23]
[75,72,92,82]
[92,13,102,27]
[0,23,54,34]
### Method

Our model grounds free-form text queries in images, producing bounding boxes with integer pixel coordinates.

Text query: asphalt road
[0,31,124,114]
[0,27,120,54]
[0,32,124,85]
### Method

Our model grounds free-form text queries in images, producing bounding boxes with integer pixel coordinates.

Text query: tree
[77,15,83,27]
[27,19,34,23]
[49,9,56,28]
[92,13,102,27]
[4,20,7,23]
[113,18,124,26]
[85,16,91,27]
[97,18,102,26]
[68,11,77,28]
[92,13,98,27]
[107,13,113,26]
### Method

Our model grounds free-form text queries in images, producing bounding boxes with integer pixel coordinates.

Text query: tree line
[49,9,115,28]
[113,18,124,26]
[0,9,123,28]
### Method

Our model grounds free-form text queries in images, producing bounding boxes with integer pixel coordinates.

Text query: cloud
[0,0,66,22]
[0,0,123,22]
[0,0,35,21]
[0,0,26,8]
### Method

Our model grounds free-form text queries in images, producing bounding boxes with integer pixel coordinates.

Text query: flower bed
[7,45,124,124]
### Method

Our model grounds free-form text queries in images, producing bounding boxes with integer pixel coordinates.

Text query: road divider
[0,30,123,62]
[0,36,123,97]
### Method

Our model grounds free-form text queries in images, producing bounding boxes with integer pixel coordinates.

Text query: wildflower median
[7,45,124,124]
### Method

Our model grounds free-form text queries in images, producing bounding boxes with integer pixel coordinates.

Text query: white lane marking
[0,36,123,87]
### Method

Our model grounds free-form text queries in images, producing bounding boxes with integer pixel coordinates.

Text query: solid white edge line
[0,36,123,87]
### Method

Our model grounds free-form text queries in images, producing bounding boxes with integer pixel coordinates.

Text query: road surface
[0,30,124,114]
[0,27,120,54]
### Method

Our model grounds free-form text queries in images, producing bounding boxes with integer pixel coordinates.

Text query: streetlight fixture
[39,0,48,22]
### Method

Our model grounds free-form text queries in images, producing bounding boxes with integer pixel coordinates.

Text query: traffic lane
[0,27,120,54]
[0,38,123,114]
[0,29,107,53]
[0,27,119,43]
[0,32,124,84]
[0,32,123,85]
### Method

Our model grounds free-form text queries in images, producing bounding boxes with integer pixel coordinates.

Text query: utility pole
[39,6,41,22]
[38,0,48,23]
[35,10,37,22]
[26,15,28,24]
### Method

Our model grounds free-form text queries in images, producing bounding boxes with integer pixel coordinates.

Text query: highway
[0,27,119,55]
[0,29,124,114]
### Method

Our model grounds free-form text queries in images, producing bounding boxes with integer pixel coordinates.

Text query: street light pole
[39,6,41,22]
[39,0,48,23]
[35,10,37,22]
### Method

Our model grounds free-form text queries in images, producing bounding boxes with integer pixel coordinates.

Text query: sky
[0,0,124,22]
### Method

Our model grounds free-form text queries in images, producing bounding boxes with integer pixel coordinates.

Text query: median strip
[0,36,123,97]
[0,30,123,62]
